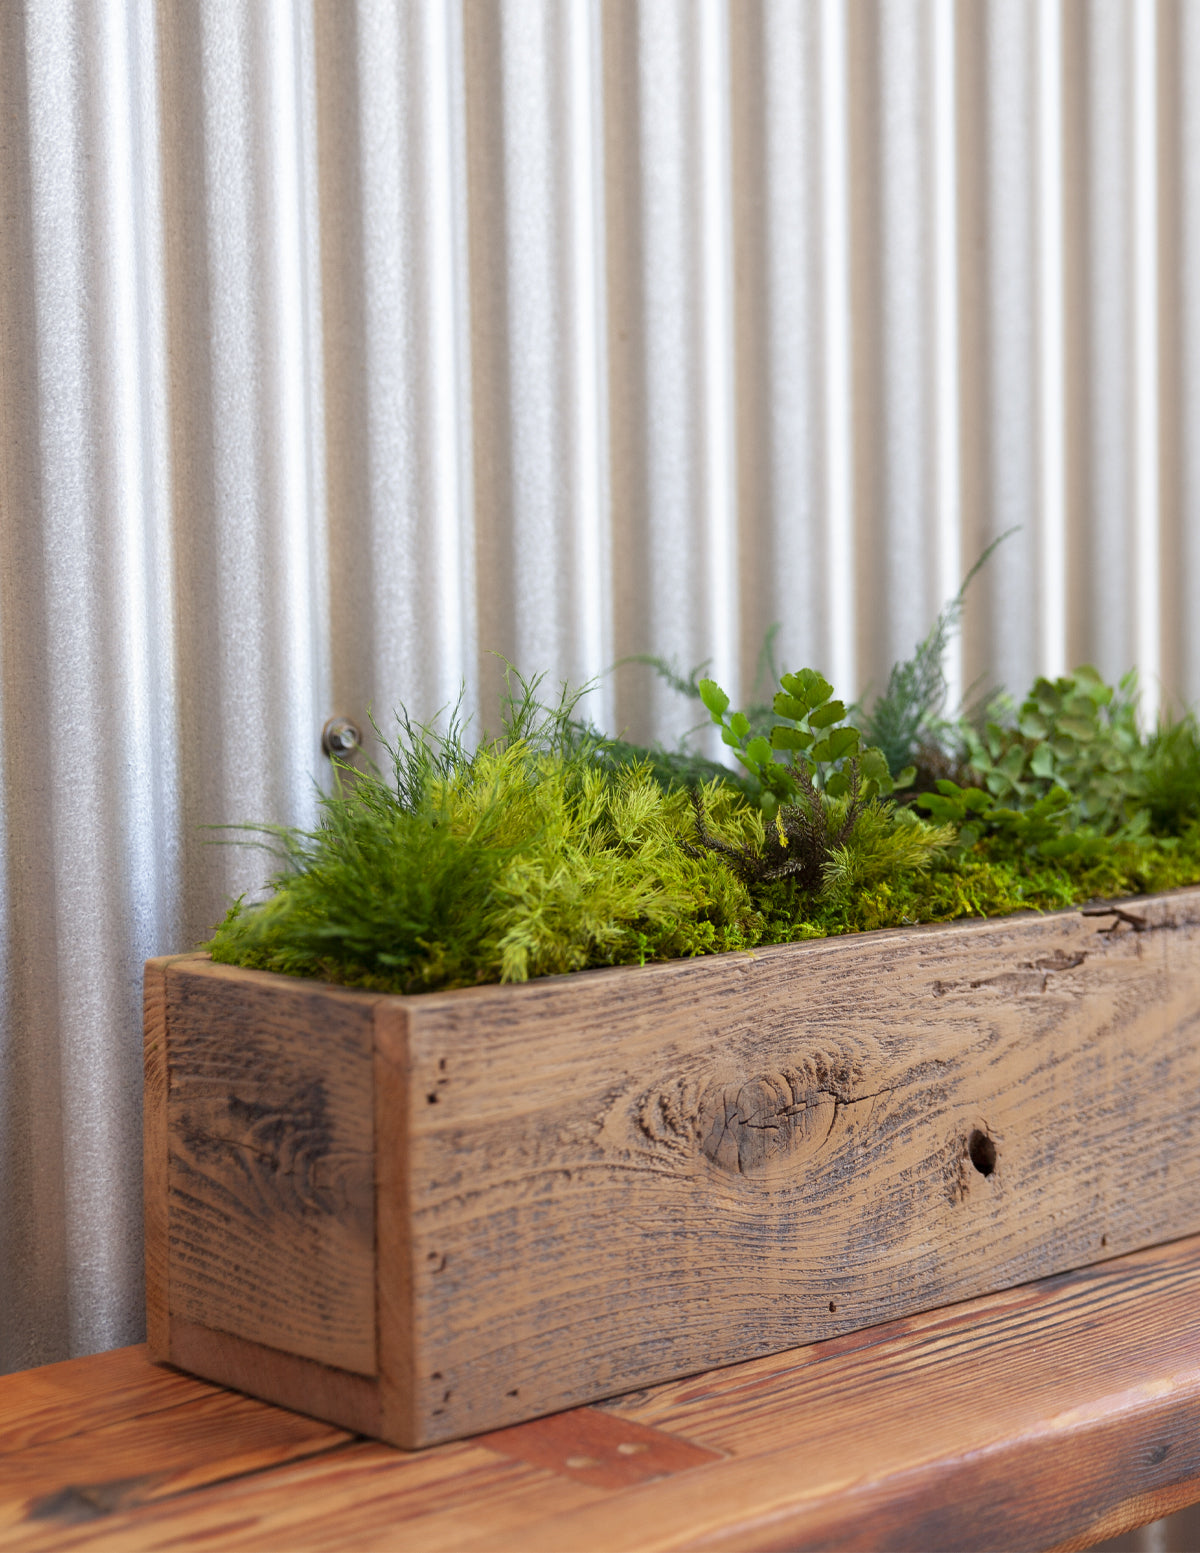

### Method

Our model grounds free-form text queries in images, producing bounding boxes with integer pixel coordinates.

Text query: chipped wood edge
[167,1318,381,1437]
[375,999,417,1448]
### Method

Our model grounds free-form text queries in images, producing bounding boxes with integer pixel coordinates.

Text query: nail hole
[828,1301,836,1313]
[968,1129,996,1177]
[431,1371,443,1380]
[506,1388,519,1398]
[1101,1235,1108,1247]
[442,1389,452,1403]
[426,1092,439,1105]
[438,1058,447,1071]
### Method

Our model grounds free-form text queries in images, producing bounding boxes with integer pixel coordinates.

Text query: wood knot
[696,1072,840,1176]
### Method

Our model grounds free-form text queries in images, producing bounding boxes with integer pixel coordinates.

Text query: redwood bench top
[4,1235,1200,1552]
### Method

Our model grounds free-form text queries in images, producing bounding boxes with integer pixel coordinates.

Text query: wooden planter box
[145,887,1200,1449]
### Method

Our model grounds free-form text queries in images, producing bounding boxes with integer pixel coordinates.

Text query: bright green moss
[207,740,772,994]
[206,669,1200,995]
[764,825,1200,943]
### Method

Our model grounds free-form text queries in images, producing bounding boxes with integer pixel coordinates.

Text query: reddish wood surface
[0,1347,351,1548]
[478,1406,724,1490]
[6,1236,1200,1551]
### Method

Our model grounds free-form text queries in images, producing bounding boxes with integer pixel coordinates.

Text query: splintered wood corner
[145,887,1200,1448]
[6,1237,1200,1551]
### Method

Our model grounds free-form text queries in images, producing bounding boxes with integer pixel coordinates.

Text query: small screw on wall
[322,716,362,758]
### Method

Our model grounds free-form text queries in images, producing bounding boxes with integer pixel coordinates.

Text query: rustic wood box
[145,887,1200,1449]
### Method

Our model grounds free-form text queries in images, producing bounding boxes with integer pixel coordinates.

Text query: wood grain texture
[167,1321,381,1439]
[374,1001,416,1445]
[0,1346,210,1457]
[10,1439,603,1553]
[391,888,1200,1441]
[9,1239,1200,1551]
[153,889,1200,1447]
[478,1406,723,1489]
[481,1235,1200,1553]
[143,954,194,1360]
[163,960,379,1375]
[0,1346,351,1550]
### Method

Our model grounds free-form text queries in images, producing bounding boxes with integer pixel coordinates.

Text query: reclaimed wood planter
[145,886,1200,1449]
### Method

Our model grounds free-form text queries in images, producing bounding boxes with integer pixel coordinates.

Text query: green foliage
[206,651,1200,997]
[569,726,759,801]
[209,676,769,993]
[599,632,784,799]
[959,667,1147,833]
[914,778,1116,864]
[685,660,929,908]
[783,822,1200,940]
[899,666,1200,907]
[698,666,910,818]
[1138,715,1200,835]
[860,529,1016,776]
[688,763,865,894]
[817,803,957,910]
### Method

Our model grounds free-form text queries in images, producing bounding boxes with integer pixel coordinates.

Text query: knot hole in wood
[968,1129,997,1177]
[696,1071,843,1177]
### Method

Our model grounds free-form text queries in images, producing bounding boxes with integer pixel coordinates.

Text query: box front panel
[165,961,379,1376]
[398,891,1200,1442]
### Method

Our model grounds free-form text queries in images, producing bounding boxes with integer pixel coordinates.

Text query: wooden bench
[4,1234,1200,1551]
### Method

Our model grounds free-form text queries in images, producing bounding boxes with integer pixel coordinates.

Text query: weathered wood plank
[0,1355,352,1544]
[478,1406,723,1489]
[8,1240,1200,1551]
[0,1347,210,1458]
[9,1441,603,1553]
[167,1321,381,1439]
[164,960,379,1375]
[374,1001,416,1445]
[392,888,1200,1440]
[143,955,191,1360]
[454,1235,1200,1552]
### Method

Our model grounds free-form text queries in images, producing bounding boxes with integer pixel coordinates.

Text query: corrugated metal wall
[2,0,1199,1371]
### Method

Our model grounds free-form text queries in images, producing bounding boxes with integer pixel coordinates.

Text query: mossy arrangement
[207,612,1200,995]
